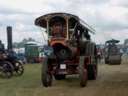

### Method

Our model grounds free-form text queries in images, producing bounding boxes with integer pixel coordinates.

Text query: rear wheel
[0,61,13,78]
[41,58,52,87]
[109,60,121,65]
[79,56,88,87]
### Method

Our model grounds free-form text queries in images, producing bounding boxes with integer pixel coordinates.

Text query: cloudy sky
[0,0,128,46]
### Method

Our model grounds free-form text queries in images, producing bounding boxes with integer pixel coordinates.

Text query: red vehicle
[35,13,98,87]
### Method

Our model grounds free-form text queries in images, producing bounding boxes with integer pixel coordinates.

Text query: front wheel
[87,64,97,80]
[14,61,24,76]
[79,56,88,87]
[41,58,52,87]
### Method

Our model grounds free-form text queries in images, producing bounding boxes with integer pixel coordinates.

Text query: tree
[13,38,36,48]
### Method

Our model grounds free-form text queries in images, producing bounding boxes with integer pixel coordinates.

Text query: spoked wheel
[79,56,88,87]
[14,61,24,76]
[87,64,97,80]
[0,61,13,78]
[41,58,52,87]
[54,74,66,80]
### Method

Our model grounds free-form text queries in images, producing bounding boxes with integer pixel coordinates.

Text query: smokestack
[7,26,13,50]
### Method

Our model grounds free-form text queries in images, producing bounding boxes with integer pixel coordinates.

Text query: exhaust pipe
[7,26,13,50]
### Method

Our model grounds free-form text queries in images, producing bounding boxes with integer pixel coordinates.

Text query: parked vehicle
[25,43,42,63]
[35,13,98,87]
[104,39,122,65]
[0,26,24,78]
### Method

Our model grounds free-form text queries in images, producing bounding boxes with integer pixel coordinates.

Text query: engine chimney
[7,26,13,50]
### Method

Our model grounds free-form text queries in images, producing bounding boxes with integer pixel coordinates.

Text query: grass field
[0,64,42,96]
[0,64,91,96]
[0,64,93,96]
[1,56,128,96]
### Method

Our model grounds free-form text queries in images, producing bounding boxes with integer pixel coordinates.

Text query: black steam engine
[0,26,24,78]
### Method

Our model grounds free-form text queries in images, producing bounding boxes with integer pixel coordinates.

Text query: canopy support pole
[66,18,69,40]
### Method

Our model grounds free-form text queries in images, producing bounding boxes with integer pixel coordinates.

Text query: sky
[0,0,128,46]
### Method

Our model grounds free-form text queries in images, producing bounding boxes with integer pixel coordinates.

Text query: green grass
[0,64,91,96]
[0,64,42,96]
[1,63,128,96]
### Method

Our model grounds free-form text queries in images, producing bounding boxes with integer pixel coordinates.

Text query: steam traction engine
[104,39,122,65]
[35,13,98,87]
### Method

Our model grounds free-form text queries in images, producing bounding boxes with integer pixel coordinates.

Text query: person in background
[97,47,103,63]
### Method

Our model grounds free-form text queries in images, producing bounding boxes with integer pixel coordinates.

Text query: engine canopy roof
[35,12,95,34]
